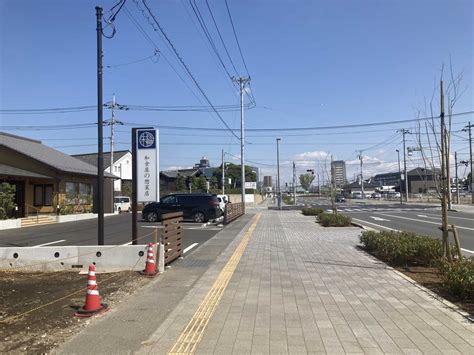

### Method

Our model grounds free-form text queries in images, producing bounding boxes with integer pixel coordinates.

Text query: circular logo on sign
[139,132,154,148]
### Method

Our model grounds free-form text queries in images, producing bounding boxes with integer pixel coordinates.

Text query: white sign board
[244,182,257,189]
[136,129,159,202]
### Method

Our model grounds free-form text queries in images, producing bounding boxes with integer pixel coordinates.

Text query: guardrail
[160,212,183,264]
[224,202,245,225]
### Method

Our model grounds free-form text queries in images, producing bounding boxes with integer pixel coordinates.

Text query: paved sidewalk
[141,210,473,354]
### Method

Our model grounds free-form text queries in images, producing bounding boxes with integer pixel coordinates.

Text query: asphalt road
[0,213,222,254]
[296,196,474,255]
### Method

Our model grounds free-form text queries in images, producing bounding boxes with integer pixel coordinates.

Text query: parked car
[352,192,363,199]
[371,192,381,199]
[114,196,131,213]
[386,191,401,199]
[142,193,222,223]
[335,194,345,203]
[216,194,230,212]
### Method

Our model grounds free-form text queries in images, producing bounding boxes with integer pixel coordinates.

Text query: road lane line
[352,218,399,231]
[370,216,390,221]
[376,213,474,231]
[168,213,262,354]
[122,241,133,246]
[461,248,474,254]
[417,214,474,221]
[183,243,199,254]
[32,240,66,247]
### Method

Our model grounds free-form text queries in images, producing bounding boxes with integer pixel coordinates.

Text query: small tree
[0,182,16,220]
[176,175,186,191]
[192,176,208,192]
[299,174,315,191]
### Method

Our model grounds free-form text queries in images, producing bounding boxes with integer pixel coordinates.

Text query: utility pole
[276,138,281,209]
[96,7,104,246]
[357,151,364,199]
[455,151,460,204]
[233,77,250,209]
[221,149,225,195]
[398,129,410,202]
[440,80,450,259]
[331,155,337,214]
[293,162,296,205]
[463,122,474,203]
[396,149,402,205]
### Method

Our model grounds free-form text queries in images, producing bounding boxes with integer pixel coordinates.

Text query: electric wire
[138,0,240,140]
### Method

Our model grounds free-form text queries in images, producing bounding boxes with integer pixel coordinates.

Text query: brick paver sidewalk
[140,210,474,354]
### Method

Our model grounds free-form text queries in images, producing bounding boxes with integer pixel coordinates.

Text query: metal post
[466,122,474,203]
[396,149,402,205]
[232,77,250,208]
[96,7,104,246]
[455,151,460,204]
[293,162,296,205]
[402,130,409,202]
[239,79,245,208]
[358,152,364,199]
[110,94,116,209]
[276,138,281,209]
[221,149,225,195]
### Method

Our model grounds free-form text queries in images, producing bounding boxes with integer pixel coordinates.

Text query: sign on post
[244,182,257,189]
[136,128,159,202]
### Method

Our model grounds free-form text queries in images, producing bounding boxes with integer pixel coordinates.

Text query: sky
[1,0,473,186]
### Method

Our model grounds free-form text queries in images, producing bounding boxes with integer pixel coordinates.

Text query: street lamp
[396,149,402,205]
[276,138,281,209]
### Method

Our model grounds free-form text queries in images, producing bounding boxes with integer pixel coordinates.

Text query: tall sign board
[131,127,159,244]
[136,128,159,202]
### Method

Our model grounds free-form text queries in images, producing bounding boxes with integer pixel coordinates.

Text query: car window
[161,196,177,204]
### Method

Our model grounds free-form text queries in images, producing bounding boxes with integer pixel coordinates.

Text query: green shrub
[302,207,324,216]
[438,258,474,299]
[318,212,352,227]
[360,230,444,266]
[0,182,16,220]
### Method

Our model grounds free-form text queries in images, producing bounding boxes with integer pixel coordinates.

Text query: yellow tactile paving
[168,213,262,354]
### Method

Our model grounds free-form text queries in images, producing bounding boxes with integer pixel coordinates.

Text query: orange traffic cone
[75,264,109,317]
[140,242,158,277]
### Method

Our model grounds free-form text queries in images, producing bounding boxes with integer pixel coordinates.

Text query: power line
[138,0,239,140]
[224,0,250,78]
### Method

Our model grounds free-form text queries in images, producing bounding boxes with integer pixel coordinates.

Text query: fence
[224,202,245,225]
[160,212,184,264]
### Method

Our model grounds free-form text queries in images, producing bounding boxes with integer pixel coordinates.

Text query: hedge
[301,207,324,216]
[318,212,352,227]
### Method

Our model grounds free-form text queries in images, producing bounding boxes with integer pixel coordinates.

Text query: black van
[142,193,222,223]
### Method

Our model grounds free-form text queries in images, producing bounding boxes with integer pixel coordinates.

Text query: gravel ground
[0,270,152,353]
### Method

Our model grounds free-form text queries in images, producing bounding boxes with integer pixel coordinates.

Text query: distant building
[194,156,210,168]
[331,160,346,187]
[73,150,132,196]
[263,176,272,187]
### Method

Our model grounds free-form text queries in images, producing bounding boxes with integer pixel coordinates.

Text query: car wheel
[146,211,159,222]
[128,207,131,213]
[118,207,122,214]
[192,211,206,223]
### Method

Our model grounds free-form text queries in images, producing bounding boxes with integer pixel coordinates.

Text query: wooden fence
[160,212,183,264]
[224,202,245,225]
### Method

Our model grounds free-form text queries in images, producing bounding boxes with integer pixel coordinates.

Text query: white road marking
[33,240,66,247]
[376,213,474,231]
[461,248,474,254]
[352,218,399,231]
[122,241,133,246]
[370,216,390,221]
[183,243,199,254]
[417,214,474,221]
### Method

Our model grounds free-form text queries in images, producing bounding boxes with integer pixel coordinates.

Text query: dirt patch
[396,266,474,316]
[0,270,152,353]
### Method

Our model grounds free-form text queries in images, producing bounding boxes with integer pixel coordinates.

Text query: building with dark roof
[73,150,132,195]
[0,132,116,217]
